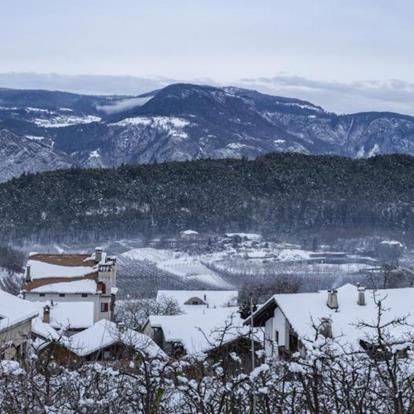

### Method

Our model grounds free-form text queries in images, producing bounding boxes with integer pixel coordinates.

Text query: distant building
[376,240,405,265]
[179,229,200,241]
[225,233,262,242]
[0,290,38,360]
[246,284,414,359]
[21,248,117,334]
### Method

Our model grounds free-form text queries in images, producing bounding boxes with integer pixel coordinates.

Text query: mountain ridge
[1,83,414,181]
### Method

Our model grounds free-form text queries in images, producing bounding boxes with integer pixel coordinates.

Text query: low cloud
[239,76,414,115]
[0,72,173,96]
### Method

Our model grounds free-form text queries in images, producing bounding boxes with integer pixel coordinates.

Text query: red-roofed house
[21,248,117,333]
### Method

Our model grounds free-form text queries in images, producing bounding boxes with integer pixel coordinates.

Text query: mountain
[1,153,414,244]
[1,83,414,182]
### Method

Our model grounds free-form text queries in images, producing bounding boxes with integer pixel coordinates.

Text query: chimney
[357,286,366,306]
[327,289,338,310]
[25,265,31,283]
[95,247,103,263]
[118,321,126,334]
[42,305,50,324]
[319,317,333,338]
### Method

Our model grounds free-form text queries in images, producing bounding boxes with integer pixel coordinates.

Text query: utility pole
[250,294,256,414]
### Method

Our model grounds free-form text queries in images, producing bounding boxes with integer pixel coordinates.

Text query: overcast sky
[1,0,414,114]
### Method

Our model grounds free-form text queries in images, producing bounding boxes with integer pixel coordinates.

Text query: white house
[247,283,414,359]
[0,290,38,360]
[179,229,200,241]
[21,248,117,333]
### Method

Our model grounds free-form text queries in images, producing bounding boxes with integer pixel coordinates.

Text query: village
[0,242,414,411]
[0,240,411,365]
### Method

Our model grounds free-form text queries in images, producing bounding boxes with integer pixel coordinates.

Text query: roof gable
[0,290,38,332]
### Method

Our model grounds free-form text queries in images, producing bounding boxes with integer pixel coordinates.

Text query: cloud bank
[0,72,414,116]
[239,76,414,116]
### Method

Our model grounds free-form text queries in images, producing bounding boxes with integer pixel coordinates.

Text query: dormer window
[184,297,206,305]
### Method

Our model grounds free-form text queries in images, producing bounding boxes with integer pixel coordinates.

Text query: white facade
[0,290,38,360]
[263,307,295,358]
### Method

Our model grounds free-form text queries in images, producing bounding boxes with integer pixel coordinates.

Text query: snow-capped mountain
[1,83,414,181]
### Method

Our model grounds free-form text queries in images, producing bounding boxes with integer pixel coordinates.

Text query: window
[289,333,299,352]
[101,303,109,313]
[59,293,65,297]
[275,330,279,343]
[81,293,88,298]
[97,282,107,294]
[184,297,205,305]
[39,293,45,297]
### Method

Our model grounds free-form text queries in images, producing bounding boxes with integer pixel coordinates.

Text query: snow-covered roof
[25,250,116,282]
[380,240,404,247]
[32,317,62,341]
[0,290,38,333]
[69,319,165,358]
[26,257,96,280]
[156,290,238,309]
[34,301,95,330]
[225,233,262,241]
[181,229,199,235]
[31,279,97,294]
[250,283,414,350]
[149,307,256,355]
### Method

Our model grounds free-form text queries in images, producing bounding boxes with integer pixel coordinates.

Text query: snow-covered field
[33,114,101,128]
[121,247,232,288]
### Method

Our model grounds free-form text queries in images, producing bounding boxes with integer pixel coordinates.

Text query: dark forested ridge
[1,153,414,244]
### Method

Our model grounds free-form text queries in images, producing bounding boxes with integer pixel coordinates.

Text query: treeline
[1,153,414,243]
[0,246,25,273]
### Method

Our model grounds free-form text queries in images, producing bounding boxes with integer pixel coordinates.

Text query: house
[225,233,262,242]
[179,229,200,241]
[143,307,262,370]
[246,283,414,359]
[34,319,165,366]
[0,290,38,360]
[156,290,238,311]
[21,248,117,330]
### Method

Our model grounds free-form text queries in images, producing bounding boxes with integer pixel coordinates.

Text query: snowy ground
[117,239,380,295]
